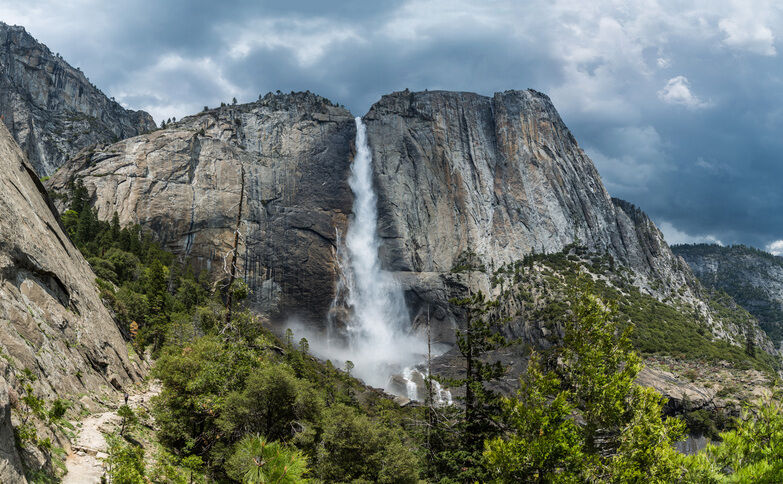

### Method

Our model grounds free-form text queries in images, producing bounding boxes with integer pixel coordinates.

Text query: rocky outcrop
[364,91,675,275]
[48,92,355,325]
[674,243,783,347]
[0,22,155,176]
[363,90,695,338]
[0,120,144,441]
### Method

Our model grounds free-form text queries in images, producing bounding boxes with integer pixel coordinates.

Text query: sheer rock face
[48,93,355,324]
[0,122,144,478]
[0,375,25,484]
[363,90,694,339]
[364,90,681,277]
[0,22,155,176]
[47,89,771,353]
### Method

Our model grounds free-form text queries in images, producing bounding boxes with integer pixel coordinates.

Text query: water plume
[330,117,427,389]
[288,117,450,402]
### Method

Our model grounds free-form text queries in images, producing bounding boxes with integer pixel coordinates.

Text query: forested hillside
[674,244,783,346]
[50,184,783,481]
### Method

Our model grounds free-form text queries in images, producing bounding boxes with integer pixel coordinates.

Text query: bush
[105,434,145,484]
[225,435,308,484]
[216,364,324,444]
[315,404,419,483]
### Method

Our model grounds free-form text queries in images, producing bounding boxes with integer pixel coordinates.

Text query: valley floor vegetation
[46,181,783,483]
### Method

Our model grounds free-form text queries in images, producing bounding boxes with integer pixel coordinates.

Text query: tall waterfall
[287,117,450,403]
[333,117,423,389]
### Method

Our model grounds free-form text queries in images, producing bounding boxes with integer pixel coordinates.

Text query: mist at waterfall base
[284,118,451,404]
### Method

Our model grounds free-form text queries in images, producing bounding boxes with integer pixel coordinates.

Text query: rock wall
[363,90,695,339]
[0,119,145,471]
[46,88,773,355]
[48,92,355,325]
[0,375,25,483]
[364,90,682,278]
[0,22,155,176]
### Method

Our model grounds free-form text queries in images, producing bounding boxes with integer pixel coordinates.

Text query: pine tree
[68,179,89,213]
[75,207,95,245]
[144,258,169,350]
[485,278,685,482]
[110,211,121,240]
[450,291,508,449]
[430,291,509,481]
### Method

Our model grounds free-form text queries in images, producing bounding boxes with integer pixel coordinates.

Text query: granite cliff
[0,22,155,176]
[365,90,672,276]
[674,244,783,348]
[49,92,355,324]
[47,89,773,357]
[363,90,701,341]
[0,121,145,481]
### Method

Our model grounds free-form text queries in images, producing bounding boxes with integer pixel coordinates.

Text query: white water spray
[331,117,427,389]
[292,117,450,402]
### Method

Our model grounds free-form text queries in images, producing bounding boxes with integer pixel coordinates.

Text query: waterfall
[331,117,425,389]
[292,117,450,403]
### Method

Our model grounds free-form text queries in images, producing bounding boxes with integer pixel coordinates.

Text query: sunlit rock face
[48,92,356,325]
[0,22,155,176]
[48,88,772,356]
[0,120,145,481]
[362,90,696,342]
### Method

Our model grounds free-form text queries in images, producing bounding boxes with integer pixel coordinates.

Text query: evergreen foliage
[225,435,308,484]
[105,433,146,484]
[484,280,685,482]
[151,329,419,482]
[493,245,778,373]
[425,291,510,482]
[680,396,783,482]
[60,180,210,352]
[54,184,783,482]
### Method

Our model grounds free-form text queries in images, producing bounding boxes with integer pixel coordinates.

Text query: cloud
[111,53,246,122]
[657,76,711,109]
[583,125,669,194]
[222,18,360,66]
[767,240,783,256]
[3,0,783,250]
[657,221,723,246]
[718,8,777,56]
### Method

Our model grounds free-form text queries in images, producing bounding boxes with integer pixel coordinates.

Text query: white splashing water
[291,117,450,403]
[403,368,419,401]
[330,117,428,389]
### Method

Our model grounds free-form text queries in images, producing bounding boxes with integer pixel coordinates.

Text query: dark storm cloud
[2,0,783,252]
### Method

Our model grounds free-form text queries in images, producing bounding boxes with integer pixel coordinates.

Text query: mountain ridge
[45,89,776,361]
[673,243,783,347]
[0,22,156,176]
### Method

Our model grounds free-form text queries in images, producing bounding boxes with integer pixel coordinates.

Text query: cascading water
[294,117,451,403]
[331,117,427,389]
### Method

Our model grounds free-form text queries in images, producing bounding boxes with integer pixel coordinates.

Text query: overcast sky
[2,0,782,253]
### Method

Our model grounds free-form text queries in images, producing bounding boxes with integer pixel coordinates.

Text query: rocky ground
[641,355,774,408]
[63,382,160,484]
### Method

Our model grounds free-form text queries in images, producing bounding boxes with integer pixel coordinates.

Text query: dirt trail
[63,383,160,484]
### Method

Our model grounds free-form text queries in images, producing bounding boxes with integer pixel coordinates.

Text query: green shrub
[226,435,308,484]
